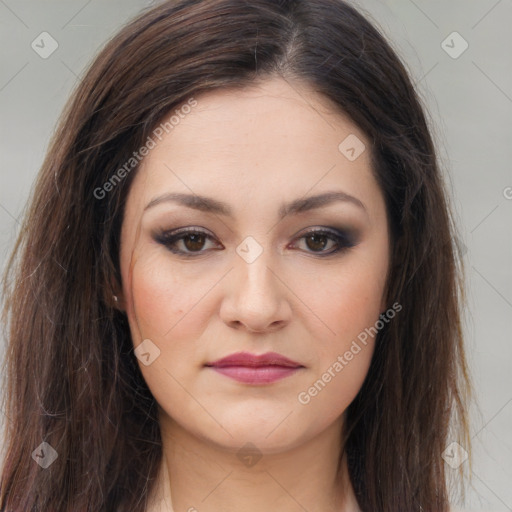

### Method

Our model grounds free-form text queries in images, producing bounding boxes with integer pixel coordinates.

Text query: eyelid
[294,225,352,240]
[164,226,213,237]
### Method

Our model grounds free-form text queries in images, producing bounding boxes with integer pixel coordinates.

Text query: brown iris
[305,233,329,252]
[183,233,207,252]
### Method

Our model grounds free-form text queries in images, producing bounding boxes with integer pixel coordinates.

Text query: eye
[154,227,221,256]
[291,227,355,256]
[154,226,356,258]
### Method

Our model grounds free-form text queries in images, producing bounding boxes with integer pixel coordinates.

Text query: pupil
[185,234,205,251]
[307,234,327,252]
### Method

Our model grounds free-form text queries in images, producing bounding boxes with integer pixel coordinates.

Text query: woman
[0,0,472,510]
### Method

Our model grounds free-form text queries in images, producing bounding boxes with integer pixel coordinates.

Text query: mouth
[204,351,304,385]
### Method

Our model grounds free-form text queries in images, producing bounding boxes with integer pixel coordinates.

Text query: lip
[205,351,304,385]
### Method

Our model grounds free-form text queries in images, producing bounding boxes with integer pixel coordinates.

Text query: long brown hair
[0,0,472,510]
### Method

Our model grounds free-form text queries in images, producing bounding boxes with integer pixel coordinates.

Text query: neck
[146,412,360,512]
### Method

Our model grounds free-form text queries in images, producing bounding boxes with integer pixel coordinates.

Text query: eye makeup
[152,225,359,258]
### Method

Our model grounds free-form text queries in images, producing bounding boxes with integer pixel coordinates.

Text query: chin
[194,406,325,456]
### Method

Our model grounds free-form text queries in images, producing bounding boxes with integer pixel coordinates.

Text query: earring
[113,295,119,302]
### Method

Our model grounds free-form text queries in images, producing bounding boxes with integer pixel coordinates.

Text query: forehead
[126,77,383,223]
[164,78,360,157]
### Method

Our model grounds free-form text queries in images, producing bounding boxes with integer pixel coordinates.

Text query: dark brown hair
[0,0,472,510]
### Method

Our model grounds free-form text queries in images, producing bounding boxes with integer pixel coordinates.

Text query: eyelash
[154,226,356,258]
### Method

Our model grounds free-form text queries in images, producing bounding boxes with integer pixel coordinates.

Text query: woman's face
[119,77,390,453]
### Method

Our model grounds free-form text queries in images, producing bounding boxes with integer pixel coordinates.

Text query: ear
[111,292,126,311]
[107,276,126,311]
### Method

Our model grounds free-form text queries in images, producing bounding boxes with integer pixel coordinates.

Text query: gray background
[0,0,511,510]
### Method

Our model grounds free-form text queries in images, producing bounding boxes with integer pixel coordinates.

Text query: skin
[117,77,391,512]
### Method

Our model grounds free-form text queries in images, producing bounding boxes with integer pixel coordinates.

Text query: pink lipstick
[205,351,303,384]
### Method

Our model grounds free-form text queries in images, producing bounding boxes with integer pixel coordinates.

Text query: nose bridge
[220,235,290,331]
[234,235,278,300]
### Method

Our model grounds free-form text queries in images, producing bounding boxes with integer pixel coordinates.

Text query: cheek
[124,252,209,343]
[293,269,383,428]
[296,347,373,439]
[122,253,214,415]
[294,254,387,350]
[291,254,386,413]
[325,276,383,342]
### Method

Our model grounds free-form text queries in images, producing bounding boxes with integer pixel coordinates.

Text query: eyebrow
[144,190,367,220]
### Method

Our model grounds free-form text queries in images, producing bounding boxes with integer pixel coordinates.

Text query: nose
[219,247,292,333]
